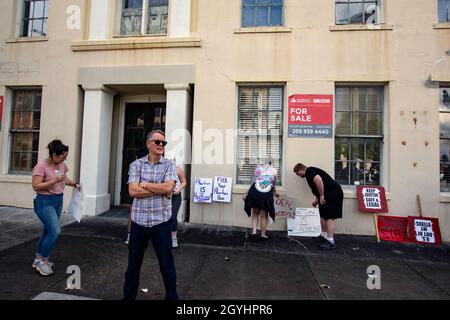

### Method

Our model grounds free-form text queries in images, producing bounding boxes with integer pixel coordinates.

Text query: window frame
[236,84,284,186]
[335,0,381,25]
[117,0,169,36]
[8,87,42,175]
[334,85,385,187]
[439,0,450,22]
[241,0,284,28]
[439,86,450,192]
[20,0,49,38]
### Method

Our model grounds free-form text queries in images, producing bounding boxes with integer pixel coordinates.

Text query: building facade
[0,0,449,241]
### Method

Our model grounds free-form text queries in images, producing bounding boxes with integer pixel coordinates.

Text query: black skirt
[244,183,275,221]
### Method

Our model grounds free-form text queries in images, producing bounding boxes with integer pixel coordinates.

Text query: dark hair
[147,129,165,141]
[293,163,307,173]
[48,139,69,157]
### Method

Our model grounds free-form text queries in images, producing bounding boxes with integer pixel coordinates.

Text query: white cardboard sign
[213,176,232,203]
[287,208,322,237]
[193,178,213,203]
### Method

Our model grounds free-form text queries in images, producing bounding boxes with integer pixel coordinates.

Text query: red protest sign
[407,217,442,245]
[377,215,410,243]
[356,186,388,213]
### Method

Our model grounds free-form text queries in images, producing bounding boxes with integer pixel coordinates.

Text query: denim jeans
[170,193,182,232]
[33,194,63,259]
[123,220,178,300]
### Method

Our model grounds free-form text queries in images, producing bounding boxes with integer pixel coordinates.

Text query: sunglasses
[151,140,168,147]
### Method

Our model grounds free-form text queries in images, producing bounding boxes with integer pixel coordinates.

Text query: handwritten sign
[193,178,213,203]
[274,196,297,218]
[287,208,321,237]
[213,176,232,203]
[408,217,442,245]
[357,186,388,213]
[377,215,410,243]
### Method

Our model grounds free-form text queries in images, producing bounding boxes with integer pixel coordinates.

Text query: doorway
[120,103,166,204]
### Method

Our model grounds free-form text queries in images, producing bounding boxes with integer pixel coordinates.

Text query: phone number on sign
[291,128,329,135]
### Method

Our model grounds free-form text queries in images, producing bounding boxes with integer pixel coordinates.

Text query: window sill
[330,24,394,32]
[434,23,450,29]
[440,193,450,202]
[343,187,391,200]
[5,36,49,43]
[71,36,202,52]
[233,26,293,34]
[0,174,32,184]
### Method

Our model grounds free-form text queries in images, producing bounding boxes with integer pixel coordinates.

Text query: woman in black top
[294,163,343,251]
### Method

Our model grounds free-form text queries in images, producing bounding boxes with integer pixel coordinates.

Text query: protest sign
[377,215,410,243]
[356,186,388,213]
[408,217,442,245]
[287,208,321,237]
[274,196,297,218]
[212,176,232,203]
[193,178,213,203]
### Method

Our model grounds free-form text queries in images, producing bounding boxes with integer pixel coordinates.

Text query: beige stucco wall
[0,0,449,240]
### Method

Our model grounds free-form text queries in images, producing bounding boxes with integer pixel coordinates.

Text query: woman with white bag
[31,139,80,276]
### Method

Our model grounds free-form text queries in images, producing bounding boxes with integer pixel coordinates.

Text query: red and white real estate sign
[288,94,333,138]
[356,186,388,213]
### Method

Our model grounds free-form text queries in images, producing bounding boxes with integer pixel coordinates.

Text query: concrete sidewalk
[0,205,449,300]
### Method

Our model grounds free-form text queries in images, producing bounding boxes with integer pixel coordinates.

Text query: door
[120,103,166,204]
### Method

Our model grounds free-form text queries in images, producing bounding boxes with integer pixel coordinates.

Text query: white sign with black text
[212,176,232,203]
[193,178,213,203]
[287,208,322,237]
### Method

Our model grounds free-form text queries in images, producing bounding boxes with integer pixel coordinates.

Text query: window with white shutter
[237,86,283,185]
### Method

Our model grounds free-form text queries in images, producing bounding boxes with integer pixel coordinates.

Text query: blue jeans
[123,221,178,300]
[33,194,63,259]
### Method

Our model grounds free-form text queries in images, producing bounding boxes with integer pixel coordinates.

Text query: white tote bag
[68,189,85,223]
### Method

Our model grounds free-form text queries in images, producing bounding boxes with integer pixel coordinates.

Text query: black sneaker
[314,235,327,243]
[319,241,336,251]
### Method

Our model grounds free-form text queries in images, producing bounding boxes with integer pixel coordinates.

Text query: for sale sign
[288,94,333,138]
[356,186,388,213]
[408,217,442,245]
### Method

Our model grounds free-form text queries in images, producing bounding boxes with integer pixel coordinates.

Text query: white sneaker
[172,237,178,248]
[125,233,130,245]
[35,261,54,276]
[32,258,54,269]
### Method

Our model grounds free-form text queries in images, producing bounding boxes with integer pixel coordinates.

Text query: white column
[88,0,113,40]
[168,0,191,37]
[164,83,192,222]
[80,85,116,215]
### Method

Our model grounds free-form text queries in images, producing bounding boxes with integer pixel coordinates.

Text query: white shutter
[237,86,283,185]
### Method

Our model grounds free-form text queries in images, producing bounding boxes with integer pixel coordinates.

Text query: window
[439,87,450,191]
[120,0,168,36]
[9,89,41,174]
[21,0,48,37]
[242,0,283,27]
[335,86,384,186]
[237,86,283,185]
[335,0,379,25]
[439,0,450,22]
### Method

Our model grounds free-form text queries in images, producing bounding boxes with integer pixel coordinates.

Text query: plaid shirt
[128,156,177,228]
